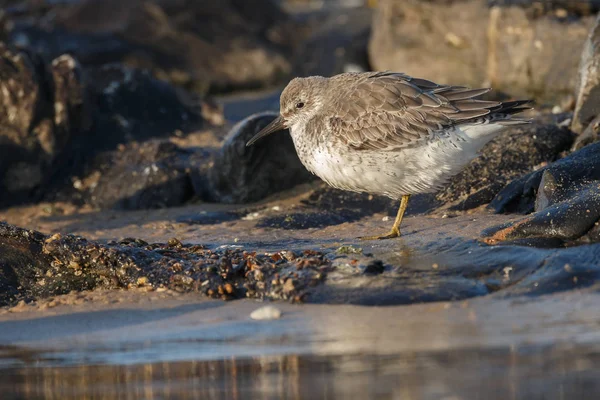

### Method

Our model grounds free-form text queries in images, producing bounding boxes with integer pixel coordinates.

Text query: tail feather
[459,99,533,128]
[489,99,533,115]
[460,99,533,140]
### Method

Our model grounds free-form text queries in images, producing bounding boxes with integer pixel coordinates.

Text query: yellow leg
[359,195,411,240]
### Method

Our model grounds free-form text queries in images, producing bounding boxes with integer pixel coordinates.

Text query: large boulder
[0,45,88,207]
[369,0,595,103]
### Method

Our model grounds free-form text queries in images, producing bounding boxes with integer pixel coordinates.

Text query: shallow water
[2,345,600,400]
[2,286,600,399]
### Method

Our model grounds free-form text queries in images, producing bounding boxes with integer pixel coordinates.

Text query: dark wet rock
[572,13,600,134]
[5,0,292,94]
[485,142,600,244]
[0,221,331,306]
[84,141,197,210]
[572,115,600,151]
[292,7,372,77]
[491,141,600,214]
[257,209,363,230]
[0,45,88,207]
[206,112,315,204]
[484,183,600,244]
[369,0,595,102]
[437,122,574,211]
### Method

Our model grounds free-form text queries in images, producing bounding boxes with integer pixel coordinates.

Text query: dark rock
[5,0,292,94]
[497,251,600,297]
[0,39,203,210]
[572,13,600,133]
[490,141,600,214]
[0,44,88,207]
[484,183,600,243]
[0,223,104,307]
[437,122,574,210]
[85,141,197,210]
[206,112,315,204]
[310,237,600,305]
[485,142,600,244]
[369,0,595,103]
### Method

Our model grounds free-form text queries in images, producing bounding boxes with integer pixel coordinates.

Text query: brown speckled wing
[327,72,501,151]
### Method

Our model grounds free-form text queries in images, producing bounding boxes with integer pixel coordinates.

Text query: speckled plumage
[247,71,530,239]
[279,71,530,198]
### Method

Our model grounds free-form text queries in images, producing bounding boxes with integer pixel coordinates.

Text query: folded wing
[327,71,529,151]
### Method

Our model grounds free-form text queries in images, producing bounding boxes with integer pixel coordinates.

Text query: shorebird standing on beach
[246,72,530,240]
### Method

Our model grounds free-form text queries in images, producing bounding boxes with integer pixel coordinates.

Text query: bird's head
[246,76,326,147]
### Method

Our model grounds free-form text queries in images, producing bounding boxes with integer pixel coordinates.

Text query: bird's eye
[296,102,305,109]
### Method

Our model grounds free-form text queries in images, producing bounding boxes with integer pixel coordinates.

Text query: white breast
[288,122,505,199]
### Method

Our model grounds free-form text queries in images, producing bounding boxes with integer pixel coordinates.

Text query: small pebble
[250,305,282,320]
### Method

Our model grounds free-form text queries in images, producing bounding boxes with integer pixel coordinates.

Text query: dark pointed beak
[246,116,286,147]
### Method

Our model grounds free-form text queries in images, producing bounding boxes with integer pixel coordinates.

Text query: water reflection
[2,345,600,400]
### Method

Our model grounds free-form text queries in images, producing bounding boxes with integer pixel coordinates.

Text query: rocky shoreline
[1,0,600,309]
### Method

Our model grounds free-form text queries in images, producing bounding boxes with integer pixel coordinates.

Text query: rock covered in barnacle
[0,222,331,307]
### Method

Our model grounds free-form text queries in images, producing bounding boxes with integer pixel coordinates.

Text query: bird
[246,71,531,240]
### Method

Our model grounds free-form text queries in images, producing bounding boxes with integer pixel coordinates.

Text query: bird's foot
[358,227,400,240]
